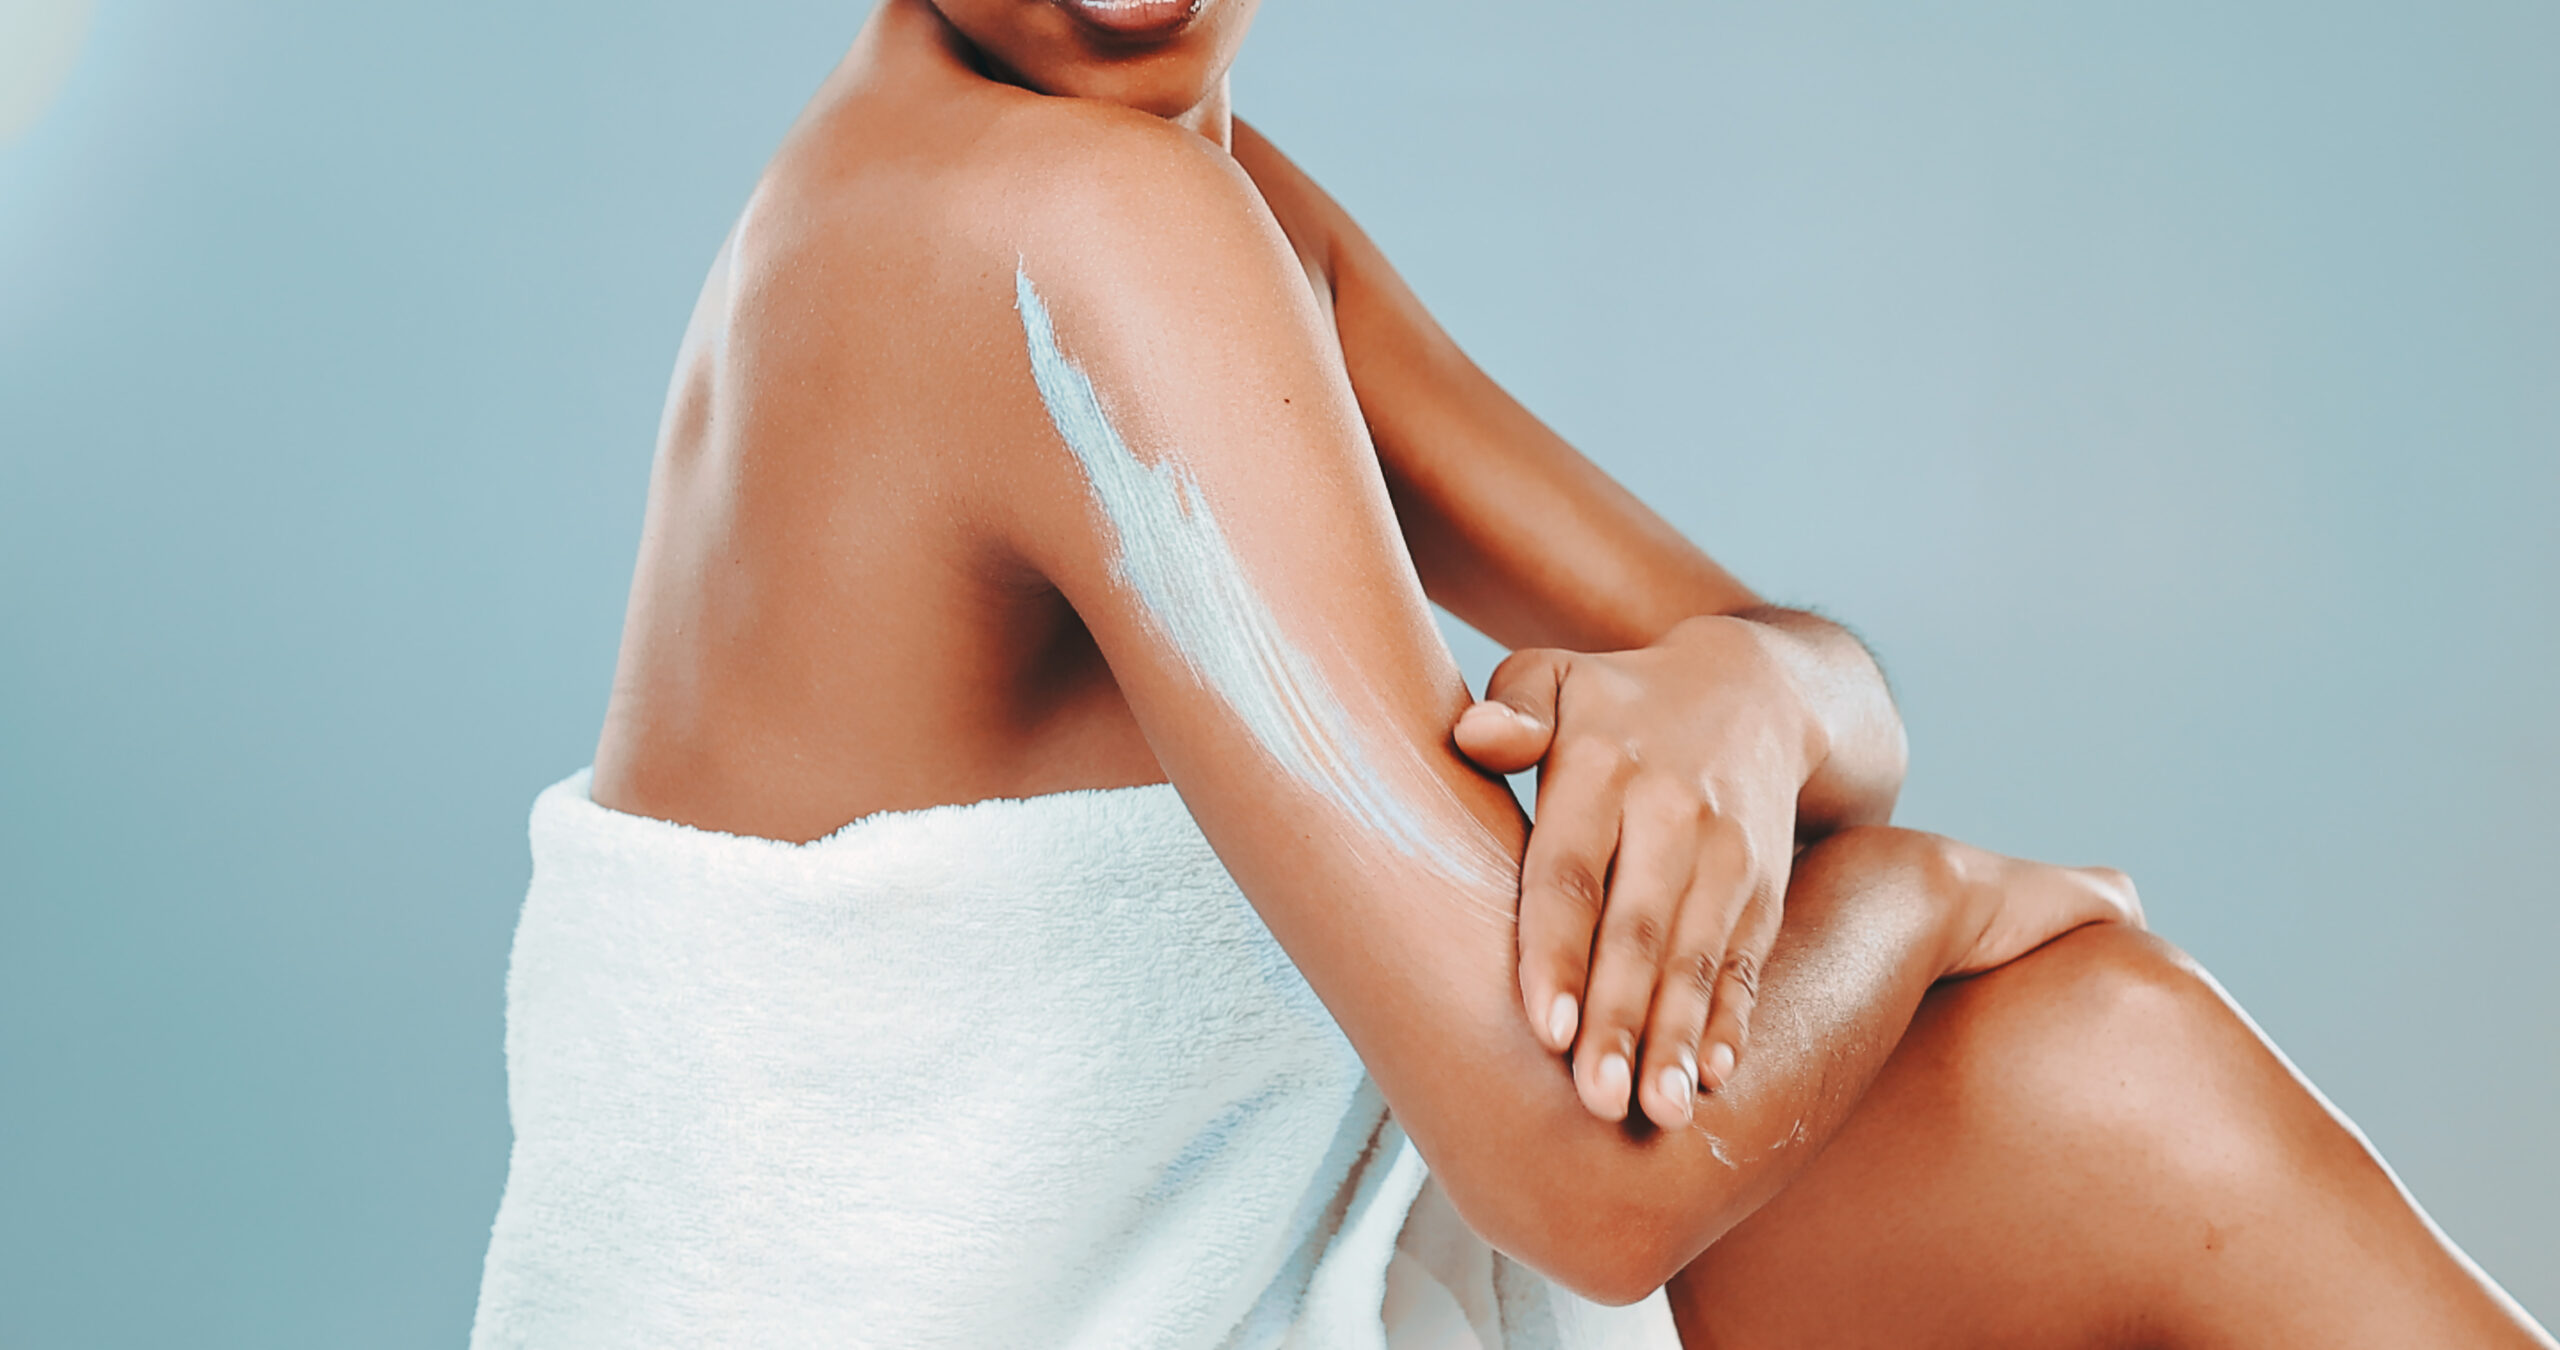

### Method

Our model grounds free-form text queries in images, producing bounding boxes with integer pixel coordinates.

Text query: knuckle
[1538,860,1608,921]
[1675,946,1722,1001]
[1549,731,1628,779]
[1604,911,1667,965]
[1624,771,1698,827]
[1699,835,1761,896]
[1721,947,1763,1003]
[1697,807,1750,854]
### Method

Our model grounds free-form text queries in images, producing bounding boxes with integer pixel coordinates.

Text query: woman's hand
[1453,614,1829,1129]
[1935,840,2147,976]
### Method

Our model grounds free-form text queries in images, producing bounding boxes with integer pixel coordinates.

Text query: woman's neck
[1168,80,1233,150]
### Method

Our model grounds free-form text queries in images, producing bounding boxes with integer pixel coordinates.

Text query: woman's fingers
[1691,880,1781,1097]
[1942,848,2148,976]
[1627,872,1724,1129]
[1453,699,1550,776]
[1514,730,1630,1053]
[1630,817,1758,1127]
[1457,648,1569,776]
[1486,643,1803,1115]
[2078,865,2145,930]
[1570,776,1699,1123]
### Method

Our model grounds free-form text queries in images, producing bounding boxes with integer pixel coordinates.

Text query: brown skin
[1243,111,1913,1121]
[587,0,2550,1340]
[1675,922,2552,1349]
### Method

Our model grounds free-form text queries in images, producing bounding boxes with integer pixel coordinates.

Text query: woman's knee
[1922,923,2303,1207]
[1665,926,2239,1345]
[1935,923,2222,1066]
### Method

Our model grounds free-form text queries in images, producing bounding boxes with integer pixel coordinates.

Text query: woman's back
[589,26,1199,841]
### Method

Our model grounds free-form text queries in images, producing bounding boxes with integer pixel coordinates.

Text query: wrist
[1719,607,1908,830]
[1672,612,1831,790]
[1924,833,2001,979]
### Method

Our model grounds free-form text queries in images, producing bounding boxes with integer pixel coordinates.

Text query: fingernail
[1463,701,1538,732]
[1657,1065,1694,1124]
[1546,993,1579,1049]
[1702,1042,1737,1089]
[1594,1052,1631,1115]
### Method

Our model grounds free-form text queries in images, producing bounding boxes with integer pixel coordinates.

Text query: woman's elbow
[1546,1246,1688,1309]
[1436,1164,1714,1307]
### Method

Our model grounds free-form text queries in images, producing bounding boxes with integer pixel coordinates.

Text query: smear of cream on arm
[1014,266,1513,912]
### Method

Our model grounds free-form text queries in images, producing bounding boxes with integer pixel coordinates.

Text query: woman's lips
[1048,0,1206,39]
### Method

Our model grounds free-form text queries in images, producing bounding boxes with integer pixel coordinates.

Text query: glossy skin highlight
[584,0,2554,1342]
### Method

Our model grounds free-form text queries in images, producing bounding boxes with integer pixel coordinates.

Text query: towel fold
[469,770,1676,1349]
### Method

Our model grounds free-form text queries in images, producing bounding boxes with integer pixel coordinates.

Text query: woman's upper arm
[981,121,1725,1295]
[1229,121,1757,653]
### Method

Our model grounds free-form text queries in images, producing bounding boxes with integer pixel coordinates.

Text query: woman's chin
[1047,0,1209,42]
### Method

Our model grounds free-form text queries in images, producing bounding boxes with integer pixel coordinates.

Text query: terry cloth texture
[469,770,1677,1350]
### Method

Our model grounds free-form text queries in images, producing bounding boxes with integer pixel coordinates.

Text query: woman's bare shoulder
[686,88,1298,514]
[981,96,1262,216]
[720,88,1323,537]
[750,86,1272,294]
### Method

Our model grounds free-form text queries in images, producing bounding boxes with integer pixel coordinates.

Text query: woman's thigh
[1664,925,2536,1350]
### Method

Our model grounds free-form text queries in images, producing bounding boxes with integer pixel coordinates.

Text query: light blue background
[1,1,2551,1343]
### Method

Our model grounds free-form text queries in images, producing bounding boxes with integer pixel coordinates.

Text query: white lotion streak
[1015,268,1512,911]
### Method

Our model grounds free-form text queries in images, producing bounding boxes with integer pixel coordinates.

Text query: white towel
[469,771,1678,1349]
